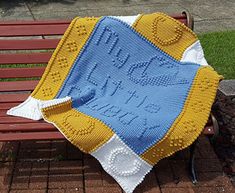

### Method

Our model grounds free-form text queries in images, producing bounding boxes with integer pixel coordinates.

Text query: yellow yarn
[141,66,222,165]
[41,99,114,153]
[133,12,197,60]
[32,17,100,100]
[34,14,221,164]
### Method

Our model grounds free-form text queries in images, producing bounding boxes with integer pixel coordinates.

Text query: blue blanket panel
[56,17,200,155]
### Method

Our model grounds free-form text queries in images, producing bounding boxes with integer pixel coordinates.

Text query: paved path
[0,0,235,33]
[0,136,234,193]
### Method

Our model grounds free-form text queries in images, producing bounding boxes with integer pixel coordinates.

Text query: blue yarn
[56,16,200,155]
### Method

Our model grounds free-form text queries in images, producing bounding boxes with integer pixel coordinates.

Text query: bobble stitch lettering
[125,90,138,104]
[95,25,130,69]
[112,47,130,68]
[86,63,98,86]
[95,27,106,45]
[108,35,119,54]
[98,27,118,53]
[86,98,111,112]
[100,75,111,90]
[110,80,123,96]
[95,26,119,55]
[118,112,138,125]
[104,30,112,44]
[138,118,160,140]
[144,103,160,113]
[101,105,121,117]
[136,96,147,108]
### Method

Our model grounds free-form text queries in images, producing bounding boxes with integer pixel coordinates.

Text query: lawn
[199,30,235,79]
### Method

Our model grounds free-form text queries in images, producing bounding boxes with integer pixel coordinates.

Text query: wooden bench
[0,11,219,183]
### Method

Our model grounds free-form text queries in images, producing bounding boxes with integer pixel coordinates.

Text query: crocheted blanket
[7,13,222,193]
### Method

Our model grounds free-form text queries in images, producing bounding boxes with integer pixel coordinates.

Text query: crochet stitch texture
[7,13,222,193]
[55,16,200,155]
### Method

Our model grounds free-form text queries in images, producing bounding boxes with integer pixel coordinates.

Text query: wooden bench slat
[0,123,55,132]
[0,131,64,141]
[0,15,186,25]
[0,39,60,50]
[0,24,68,37]
[0,53,51,64]
[0,80,38,92]
[0,20,71,25]
[0,103,21,110]
[0,16,187,37]
[0,110,11,116]
[0,93,30,103]
[0,116,43,124]
[0,14,192,142]
[0,67,45,78]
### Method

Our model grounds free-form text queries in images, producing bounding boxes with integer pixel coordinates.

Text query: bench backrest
[0,12,193,101]
[2,13,219,142]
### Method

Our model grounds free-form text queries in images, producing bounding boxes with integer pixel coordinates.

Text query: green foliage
[199,30,235,79]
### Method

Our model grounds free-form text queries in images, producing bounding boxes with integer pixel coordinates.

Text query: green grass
[199,30,235,79]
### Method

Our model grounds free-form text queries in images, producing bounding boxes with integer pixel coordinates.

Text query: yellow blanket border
[41,100,114,153]
[32,17,100,100]
[133,12,198,60]
[141,66,222,165]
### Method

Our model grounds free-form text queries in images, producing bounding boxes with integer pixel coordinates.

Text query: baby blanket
[7,13,222,193]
